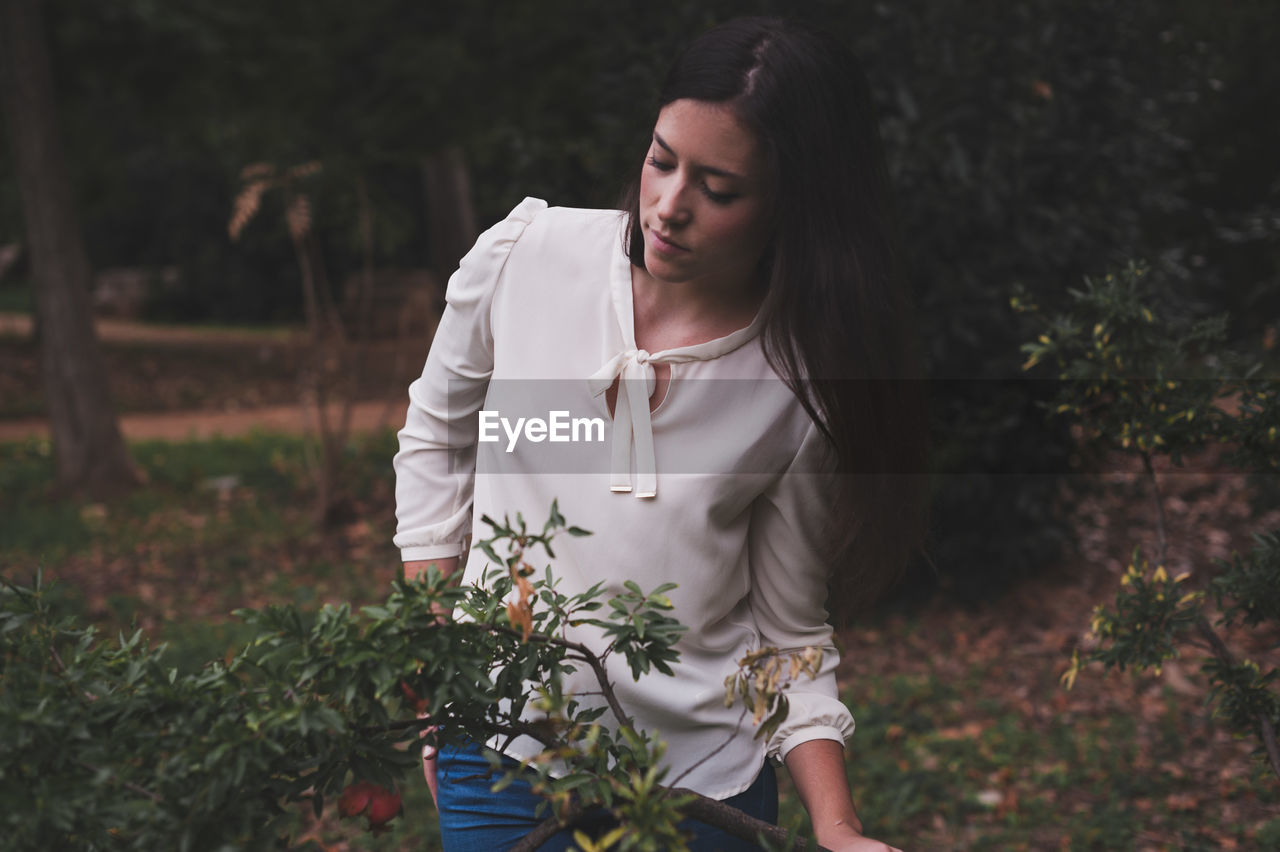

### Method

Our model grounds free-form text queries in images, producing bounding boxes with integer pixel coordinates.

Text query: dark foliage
[2,0,1276,600]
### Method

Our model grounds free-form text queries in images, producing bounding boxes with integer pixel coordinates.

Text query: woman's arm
[392,198,547,564]
[403,557,459,584]
[403,556,460,615]
[746,422,901,849]
[403,557,460,623]
[785,739,901,852]
[403,556,460,804]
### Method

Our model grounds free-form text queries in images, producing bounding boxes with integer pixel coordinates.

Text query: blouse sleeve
[747,420,857,762]
[392,197,547,561]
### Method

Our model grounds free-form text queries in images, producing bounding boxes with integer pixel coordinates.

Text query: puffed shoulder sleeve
[747,421,856,762]
[392,197,547,561]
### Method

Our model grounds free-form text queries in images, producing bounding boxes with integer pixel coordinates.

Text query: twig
[48,644,98,703]
[669,787,830,851]
[1194,616,1280,782]
[510,802,584,852]
[360,716,563,751]
[75,759,162,803]
[1140,451,1168,567]
[1143,450,1280,781]
[485,623,632,729]
[664,708,748,792]
[1259,714,1280,785]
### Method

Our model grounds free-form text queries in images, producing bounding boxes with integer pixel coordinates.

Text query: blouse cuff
[400,542,465,562]
[775,725,851,763]
[765,689,856,762]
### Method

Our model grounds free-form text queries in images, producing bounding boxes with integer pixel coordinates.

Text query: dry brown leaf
[290,160,323,179]
[239,162,274,181]
[229,179,266,241]
[506,599,533,642]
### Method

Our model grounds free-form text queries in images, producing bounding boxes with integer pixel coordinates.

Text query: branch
[421,572,813,847]
[562,651,630,730]
[442,623,819,848]
[1194,615,1280,782]
[485,622,632,730]
[1140,440,1280,781]
[507,781,828,852]
[509,801,585,852]
[358,715,564,751]
[668,787,830,852]
[47,643,99,704]
[665,708,748,792]
[1140,451,1168,568]
[75,760,162,803]
[1262,719,1280,785]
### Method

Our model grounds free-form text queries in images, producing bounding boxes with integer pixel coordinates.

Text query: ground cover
[1,430,1278,849]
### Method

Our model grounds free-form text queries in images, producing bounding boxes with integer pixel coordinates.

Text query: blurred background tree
[0,0,1275,600]
[0,0,138,498]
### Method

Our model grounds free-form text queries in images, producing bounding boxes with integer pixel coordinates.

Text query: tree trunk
[421,147,478,277]
[0,0,139,498]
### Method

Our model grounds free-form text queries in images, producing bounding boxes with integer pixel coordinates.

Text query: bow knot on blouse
[587,347,668,498]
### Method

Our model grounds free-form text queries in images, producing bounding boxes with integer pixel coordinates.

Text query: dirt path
[0,400,405,442]
[0,311,302,346]
[0,312,413,442]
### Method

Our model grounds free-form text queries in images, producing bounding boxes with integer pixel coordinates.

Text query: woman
[394,16,927,852]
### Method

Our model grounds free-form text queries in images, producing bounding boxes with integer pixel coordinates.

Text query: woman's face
[637,99,773,296]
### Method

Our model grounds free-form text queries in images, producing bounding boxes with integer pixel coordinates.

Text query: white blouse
[394,197,855,799]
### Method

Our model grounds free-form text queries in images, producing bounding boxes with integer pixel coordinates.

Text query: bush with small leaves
[0,503,828,851]
[1018,260,1280,780]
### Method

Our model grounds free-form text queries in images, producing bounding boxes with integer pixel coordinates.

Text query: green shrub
[1019,260,1280,780]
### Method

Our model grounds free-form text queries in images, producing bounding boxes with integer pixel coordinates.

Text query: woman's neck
[629,263,764,351]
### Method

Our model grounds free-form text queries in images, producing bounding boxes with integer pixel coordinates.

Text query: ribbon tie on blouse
[587,348,664,498]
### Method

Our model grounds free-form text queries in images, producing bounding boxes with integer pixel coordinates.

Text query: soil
[0,311,426,439]
[0,399,405,442]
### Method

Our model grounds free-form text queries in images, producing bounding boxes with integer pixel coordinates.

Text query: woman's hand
[817,823,903,852]
[403,557,460,807]
[422,730,440,803]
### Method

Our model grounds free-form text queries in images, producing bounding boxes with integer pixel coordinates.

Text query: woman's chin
[641,250,688,284]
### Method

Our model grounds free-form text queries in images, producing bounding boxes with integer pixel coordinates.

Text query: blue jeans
[436,740,778,851]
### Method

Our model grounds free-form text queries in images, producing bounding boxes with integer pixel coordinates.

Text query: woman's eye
[646,154,737,204]
[701,185,737,204]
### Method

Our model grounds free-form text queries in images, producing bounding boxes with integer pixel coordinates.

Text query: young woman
[394,16,928,852]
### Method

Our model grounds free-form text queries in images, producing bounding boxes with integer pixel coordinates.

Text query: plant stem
[1193,616,1280,782]
[362,716,563,751]
[1143,449,1280,781]
[510,803,583,852]
[487,622,633,729]
[48,643,98,703]
[671,788,832,851]
[1140,451,1168,567]
[665,709,747,792]
[75,760,162,802]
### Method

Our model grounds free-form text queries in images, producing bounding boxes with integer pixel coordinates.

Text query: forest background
[1,0,1278,849]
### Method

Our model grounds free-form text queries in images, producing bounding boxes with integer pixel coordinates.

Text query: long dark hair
[620,17,930,620]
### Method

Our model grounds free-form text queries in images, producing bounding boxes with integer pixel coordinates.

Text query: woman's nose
[656,181,691,225]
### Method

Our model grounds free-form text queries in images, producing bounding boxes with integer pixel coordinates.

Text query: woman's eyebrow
[653,132,745,181]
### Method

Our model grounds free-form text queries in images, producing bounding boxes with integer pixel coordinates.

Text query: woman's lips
[649,228,689,255]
